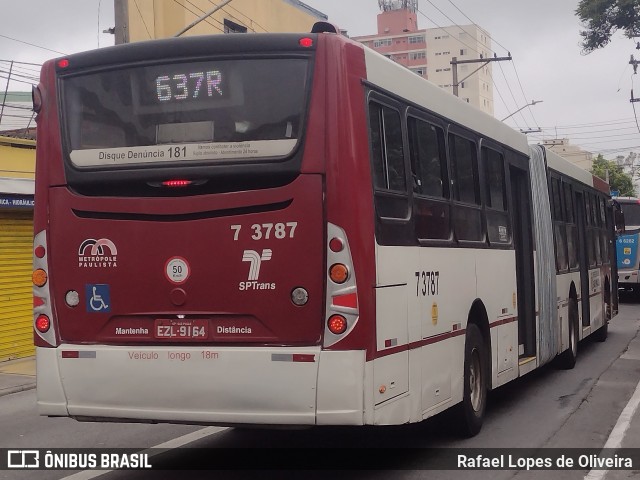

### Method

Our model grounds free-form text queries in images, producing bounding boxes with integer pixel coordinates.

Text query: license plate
[154,319,208,340]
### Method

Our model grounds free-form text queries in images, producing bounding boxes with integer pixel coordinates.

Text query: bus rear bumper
[36,346,365,426]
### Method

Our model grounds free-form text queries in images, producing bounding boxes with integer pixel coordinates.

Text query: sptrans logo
[240,249,275,291]
[78,239,118,268]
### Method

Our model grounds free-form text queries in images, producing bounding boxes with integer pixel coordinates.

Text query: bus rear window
[61,58,310,168]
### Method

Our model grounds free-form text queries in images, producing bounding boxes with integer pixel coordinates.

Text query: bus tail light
[162,179,192,187]
[32,269,47,287]
[329,237,344,252]
[35,315,50,333]
[329,263,349,284]
[327,315,348,335]
[324,223,359,347]
[299,37,314,48]
[33,230,57,347]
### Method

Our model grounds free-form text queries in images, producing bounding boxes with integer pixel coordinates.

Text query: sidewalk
[0,356,36,397]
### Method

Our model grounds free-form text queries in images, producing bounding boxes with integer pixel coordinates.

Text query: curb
[0,382,36,398]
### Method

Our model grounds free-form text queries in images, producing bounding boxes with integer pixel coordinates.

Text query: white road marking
[584,377,640,480]
[61,426,226,479]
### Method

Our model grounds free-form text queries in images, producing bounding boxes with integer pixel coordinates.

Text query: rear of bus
[33,32,375,426]
[616,197,640,293]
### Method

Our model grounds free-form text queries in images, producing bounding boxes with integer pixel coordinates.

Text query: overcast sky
[1,0,638,160]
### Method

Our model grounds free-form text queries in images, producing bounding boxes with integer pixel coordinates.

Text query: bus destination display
[155,70,224,103]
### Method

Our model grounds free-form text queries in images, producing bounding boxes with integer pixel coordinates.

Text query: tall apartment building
[353,0,494,116]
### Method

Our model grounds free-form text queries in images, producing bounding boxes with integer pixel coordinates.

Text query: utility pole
[0,61,13,126]
[113,0,129,45]
[631,54,640,74]
[450,54,512,97]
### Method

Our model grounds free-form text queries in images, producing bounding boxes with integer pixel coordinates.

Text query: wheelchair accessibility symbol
[86,284,111,313]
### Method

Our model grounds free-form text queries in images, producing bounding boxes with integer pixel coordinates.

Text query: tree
[591,154,636,195]
[576,0,640,53]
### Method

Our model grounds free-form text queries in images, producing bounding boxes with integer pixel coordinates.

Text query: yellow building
[116,0,327,43]
[0,136,35,362]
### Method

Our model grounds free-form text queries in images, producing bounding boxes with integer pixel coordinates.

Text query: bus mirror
[32,85,42,114]
[612,200,625,234]
[311,21,340,34]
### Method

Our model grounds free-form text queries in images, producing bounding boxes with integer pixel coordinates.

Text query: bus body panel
[617,231,639,285]
[614,197,640,291]
[38,345,368,425]
[321,38,377,355]
[374,245,518,413]
[46,175,324,346]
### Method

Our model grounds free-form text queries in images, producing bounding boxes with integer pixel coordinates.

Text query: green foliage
[576,0,640,53]
[590,154,636,195]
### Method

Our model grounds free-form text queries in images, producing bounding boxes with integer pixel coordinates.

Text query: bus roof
[543,146,610,194]
[361,45,530,155]
[615,196,640,203]
[48,33,319,72]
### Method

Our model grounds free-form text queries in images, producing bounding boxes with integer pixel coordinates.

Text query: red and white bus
[33,24,617,436]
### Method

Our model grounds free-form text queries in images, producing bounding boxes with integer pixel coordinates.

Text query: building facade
[353,3,494,115]
[0,136,35,362]
[543,138,594,171]
[117,0,327,43]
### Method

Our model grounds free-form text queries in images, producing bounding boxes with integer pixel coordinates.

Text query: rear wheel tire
[594,293,610,343]
[593,322,608,342]
[458,324,487,437]
[558,298,578,369]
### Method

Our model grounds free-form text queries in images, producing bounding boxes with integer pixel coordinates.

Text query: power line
[418,2,535,128]
[631,74,640,134]
[414,7,515,117]
[486,68,521,130]
[204,0,269,33]
[176,0,225,34]
[497,62,530,128]
[539,119,639,130]
[444,0,537,124]
[444,0,509,54]
[416,9,482,57]
[133,0,153,39]
[0,75,36,86]
[0,33,67,56]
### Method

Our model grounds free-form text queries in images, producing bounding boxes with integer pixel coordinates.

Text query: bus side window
[408,117,450,240]
[482,146,509,245]
[550,177,568,272]
[584,194,596,267]
[449,133,482,241]
[368,101,409,221]
[368,102,406,193]
[564,182,579,270]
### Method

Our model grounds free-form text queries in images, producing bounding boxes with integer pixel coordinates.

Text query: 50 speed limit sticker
[165,257,190,284]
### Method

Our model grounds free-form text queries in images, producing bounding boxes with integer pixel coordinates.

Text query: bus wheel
[593,322,608,342]
[558,298,578,369]
[594,290,610,342]
[458,324,487,437]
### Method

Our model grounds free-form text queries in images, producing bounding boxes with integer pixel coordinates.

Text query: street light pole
[501,100,543,122]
